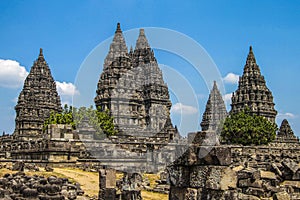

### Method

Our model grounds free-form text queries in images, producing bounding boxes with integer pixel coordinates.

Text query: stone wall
[168,141,300,200]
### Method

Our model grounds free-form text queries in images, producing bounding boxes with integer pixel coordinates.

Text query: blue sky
[0,0,299,136]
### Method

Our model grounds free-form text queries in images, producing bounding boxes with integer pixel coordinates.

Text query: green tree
[43,105,117,138]
[221,108,278,145]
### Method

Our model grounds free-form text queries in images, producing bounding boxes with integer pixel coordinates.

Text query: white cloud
[0,59,28,88]
[277,112,297,119]
[223,93,232,104]
[56,81,80,96]
[223,73,239,84]
[171,103,198,115]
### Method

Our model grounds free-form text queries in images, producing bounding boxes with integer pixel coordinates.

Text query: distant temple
[94,23,178,141]
[200,81,227,131]
[14,48,62,140]
[230,46,277,122]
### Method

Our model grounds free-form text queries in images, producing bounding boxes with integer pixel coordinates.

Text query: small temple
[14,48,62,140]
[200,81,227,132]
[230,46,277,122]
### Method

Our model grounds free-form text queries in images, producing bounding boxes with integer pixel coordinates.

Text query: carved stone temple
[169,47,300,200]
[14,49,62,140]
[200,81,227,131]
[94,23,178,141]
[230,46,277,122]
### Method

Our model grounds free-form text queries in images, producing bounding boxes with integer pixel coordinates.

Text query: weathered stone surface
[168,165,189,187]
[14,48,62,138]
[94,23,179,142]
[282,158,299,174]
[273,191,290,200]
[260,170,276,180]
[0,172,84,200]
[190,166,209,188]
[220,168,237,190]
[230,46,277,122]
[200,81,227,132]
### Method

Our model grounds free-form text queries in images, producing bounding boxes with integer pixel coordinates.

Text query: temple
[14,48,62,140]
[94,23,178,141]
[230,46,277,122]
[200,81,227,131]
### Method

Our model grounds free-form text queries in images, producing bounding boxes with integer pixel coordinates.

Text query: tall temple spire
[115,22,122,33]
[38,48,44,61]
[104,23,128,68]
[246,46,256,65]
[200,81,227,131]
[14,49,62,139]
[135,28,150,50]
[244,46,261,76]
[231,46,277,122]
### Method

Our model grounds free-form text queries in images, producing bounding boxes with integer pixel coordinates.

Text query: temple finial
[39,48,43,57]
[135,28,150,50]
[246,45,256,65]
[115,23,122,33]
[38,48,45,61]
[213,81,217,88]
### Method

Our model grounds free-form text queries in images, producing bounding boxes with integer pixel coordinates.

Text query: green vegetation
[221,108,278,145]
[43,105,117,137]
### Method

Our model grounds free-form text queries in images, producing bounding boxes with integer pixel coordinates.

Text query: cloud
[223,73,239,84]
[223,93,232,104]
[0,59,28,88]
[171,103,198,115]
[277,112,297,119]
[56,81,80,96]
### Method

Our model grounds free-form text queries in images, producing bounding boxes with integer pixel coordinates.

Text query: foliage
[43,104,75,130]
[221,108,278,145]
[43,104,117,137]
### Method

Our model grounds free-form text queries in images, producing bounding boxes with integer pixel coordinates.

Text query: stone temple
[14,48,62,140]
[230,46,277,122]
[94,23,178,141]
[200,81,228,132]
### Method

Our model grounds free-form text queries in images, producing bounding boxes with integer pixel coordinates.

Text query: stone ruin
[0,33,185,173]
[0,23,299,199]
[168,46,300,199]
[0,172,86,200]
[98,168,143,200]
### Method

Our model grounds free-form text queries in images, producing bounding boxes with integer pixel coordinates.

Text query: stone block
[220,167,237,190]
[184,188,197,199]
[238,168,260,180]
[273,191,290,200]
[245,187,264,197]
[260,170,276,180]
[282,158,299,174]
[190,166,209,188]
[168,165,189,187]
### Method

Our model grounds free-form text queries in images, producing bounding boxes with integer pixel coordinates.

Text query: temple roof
[135,29,150,50]
[278,119,295,138]
[231,46,277,122]
[200,81,227,131]
[104,23,128,68]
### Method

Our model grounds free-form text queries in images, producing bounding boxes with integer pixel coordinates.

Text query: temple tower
[14,49,62,140]
[230,46,277,122]
[200,81,228,131]
[278,119,296,139]
[95,23,176,140]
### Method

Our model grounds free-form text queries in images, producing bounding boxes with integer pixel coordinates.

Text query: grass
[0,167,169,199]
